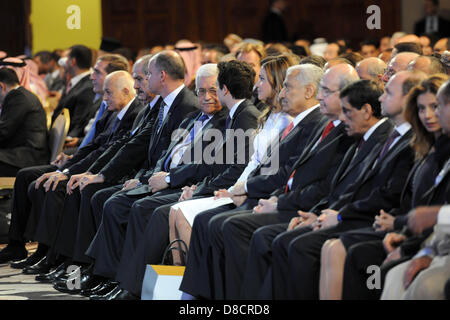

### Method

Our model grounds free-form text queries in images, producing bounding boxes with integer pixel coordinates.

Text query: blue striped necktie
[80,100,107,148]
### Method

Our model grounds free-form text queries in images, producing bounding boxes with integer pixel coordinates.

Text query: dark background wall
[1,0,402,56]
[102,0,402,51]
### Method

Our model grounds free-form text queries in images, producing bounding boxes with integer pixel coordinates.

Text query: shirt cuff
[413,247,435,259]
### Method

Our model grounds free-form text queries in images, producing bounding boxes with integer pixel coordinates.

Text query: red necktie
[284,122,335,193]
[320,121,335,142]
[285,169,296,193]
[281,122,294,141]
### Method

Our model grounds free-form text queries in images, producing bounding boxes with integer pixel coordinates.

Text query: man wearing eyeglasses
[382,52,419,84]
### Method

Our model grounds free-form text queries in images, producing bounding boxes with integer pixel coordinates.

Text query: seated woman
[168,54,297,265]
[319,74,449,300]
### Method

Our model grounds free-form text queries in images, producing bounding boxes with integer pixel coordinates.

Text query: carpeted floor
[0,243,87,300]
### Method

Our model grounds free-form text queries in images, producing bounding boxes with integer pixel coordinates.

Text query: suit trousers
[72,183,119,264]
[117,194,182,296]
[33,182,67,247]
[8,165,57,243]
[86,188,180,279]
[222,212,290,299]
[241,223,287,300]
[272,221,368,300]
[341,239,410,300]
[178,203,236,299]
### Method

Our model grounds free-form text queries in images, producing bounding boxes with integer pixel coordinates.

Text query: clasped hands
[287,209,339,231]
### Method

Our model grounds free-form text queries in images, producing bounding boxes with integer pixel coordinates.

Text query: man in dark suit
[178,63,330,300]
[0,68,48,177]
[414,0,450,38]
[261,0,289,43]
[50,50,198,295]
[0,55,129,265]
[86,60,260,300]
[270,72,422,300]
[219,64,359,299]
[19,71,143,277]
[52,45,96,142]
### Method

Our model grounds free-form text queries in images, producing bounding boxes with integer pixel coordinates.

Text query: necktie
[285,169,296,193]
[378,130,400,160]
[225,115,232,129]
[281,122,294,141]
[164,114,209,171]
[157,101,166,131]
[79,101,107,148]
[110,117,120,133]
[65,81,72,95]
[320,121,335,142]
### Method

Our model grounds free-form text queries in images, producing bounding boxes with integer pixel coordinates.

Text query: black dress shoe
[89,285,121,300]
[10,251,44,269]
[22,257,52,275]
[81,280,119,297]
[112,289,139,300]
[0,246,27,264]
[54,273,105,294]
[35,263,66,283]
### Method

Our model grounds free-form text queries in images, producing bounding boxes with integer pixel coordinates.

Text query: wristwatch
[165,173,171,185]
[62,168,70,177]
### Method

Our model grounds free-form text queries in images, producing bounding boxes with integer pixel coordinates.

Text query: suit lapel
[421,158,450,204]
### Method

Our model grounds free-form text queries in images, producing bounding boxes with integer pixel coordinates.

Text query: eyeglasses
[196,88,217,97]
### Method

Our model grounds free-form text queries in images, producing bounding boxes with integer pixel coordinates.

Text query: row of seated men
[0,42,448,300]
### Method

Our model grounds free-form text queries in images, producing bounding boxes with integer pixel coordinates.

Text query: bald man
[382,52,420,84]
[408,55,446,74]
[356,57,387,86]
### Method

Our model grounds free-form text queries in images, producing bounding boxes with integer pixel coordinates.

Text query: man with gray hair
[356,57,387,86]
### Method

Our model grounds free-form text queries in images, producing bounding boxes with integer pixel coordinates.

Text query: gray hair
[287,64,324,94]
[366,58,387,79]
[195,63,218,88]
[134,54,153,75]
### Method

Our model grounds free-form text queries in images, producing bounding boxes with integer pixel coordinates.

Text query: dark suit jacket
[62,98,144,175]
[273,122,355,216]
[127,107,229,196]
[137,87,199,183]
[0,87,49,168]
[336,129,415,224]
[173,99,261,196]
[89,99,162,183]
[245,107,328,200]
[414,16,450,37]
[155,107,228,174]
[51,74,95,138]
[311,119,394,214]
